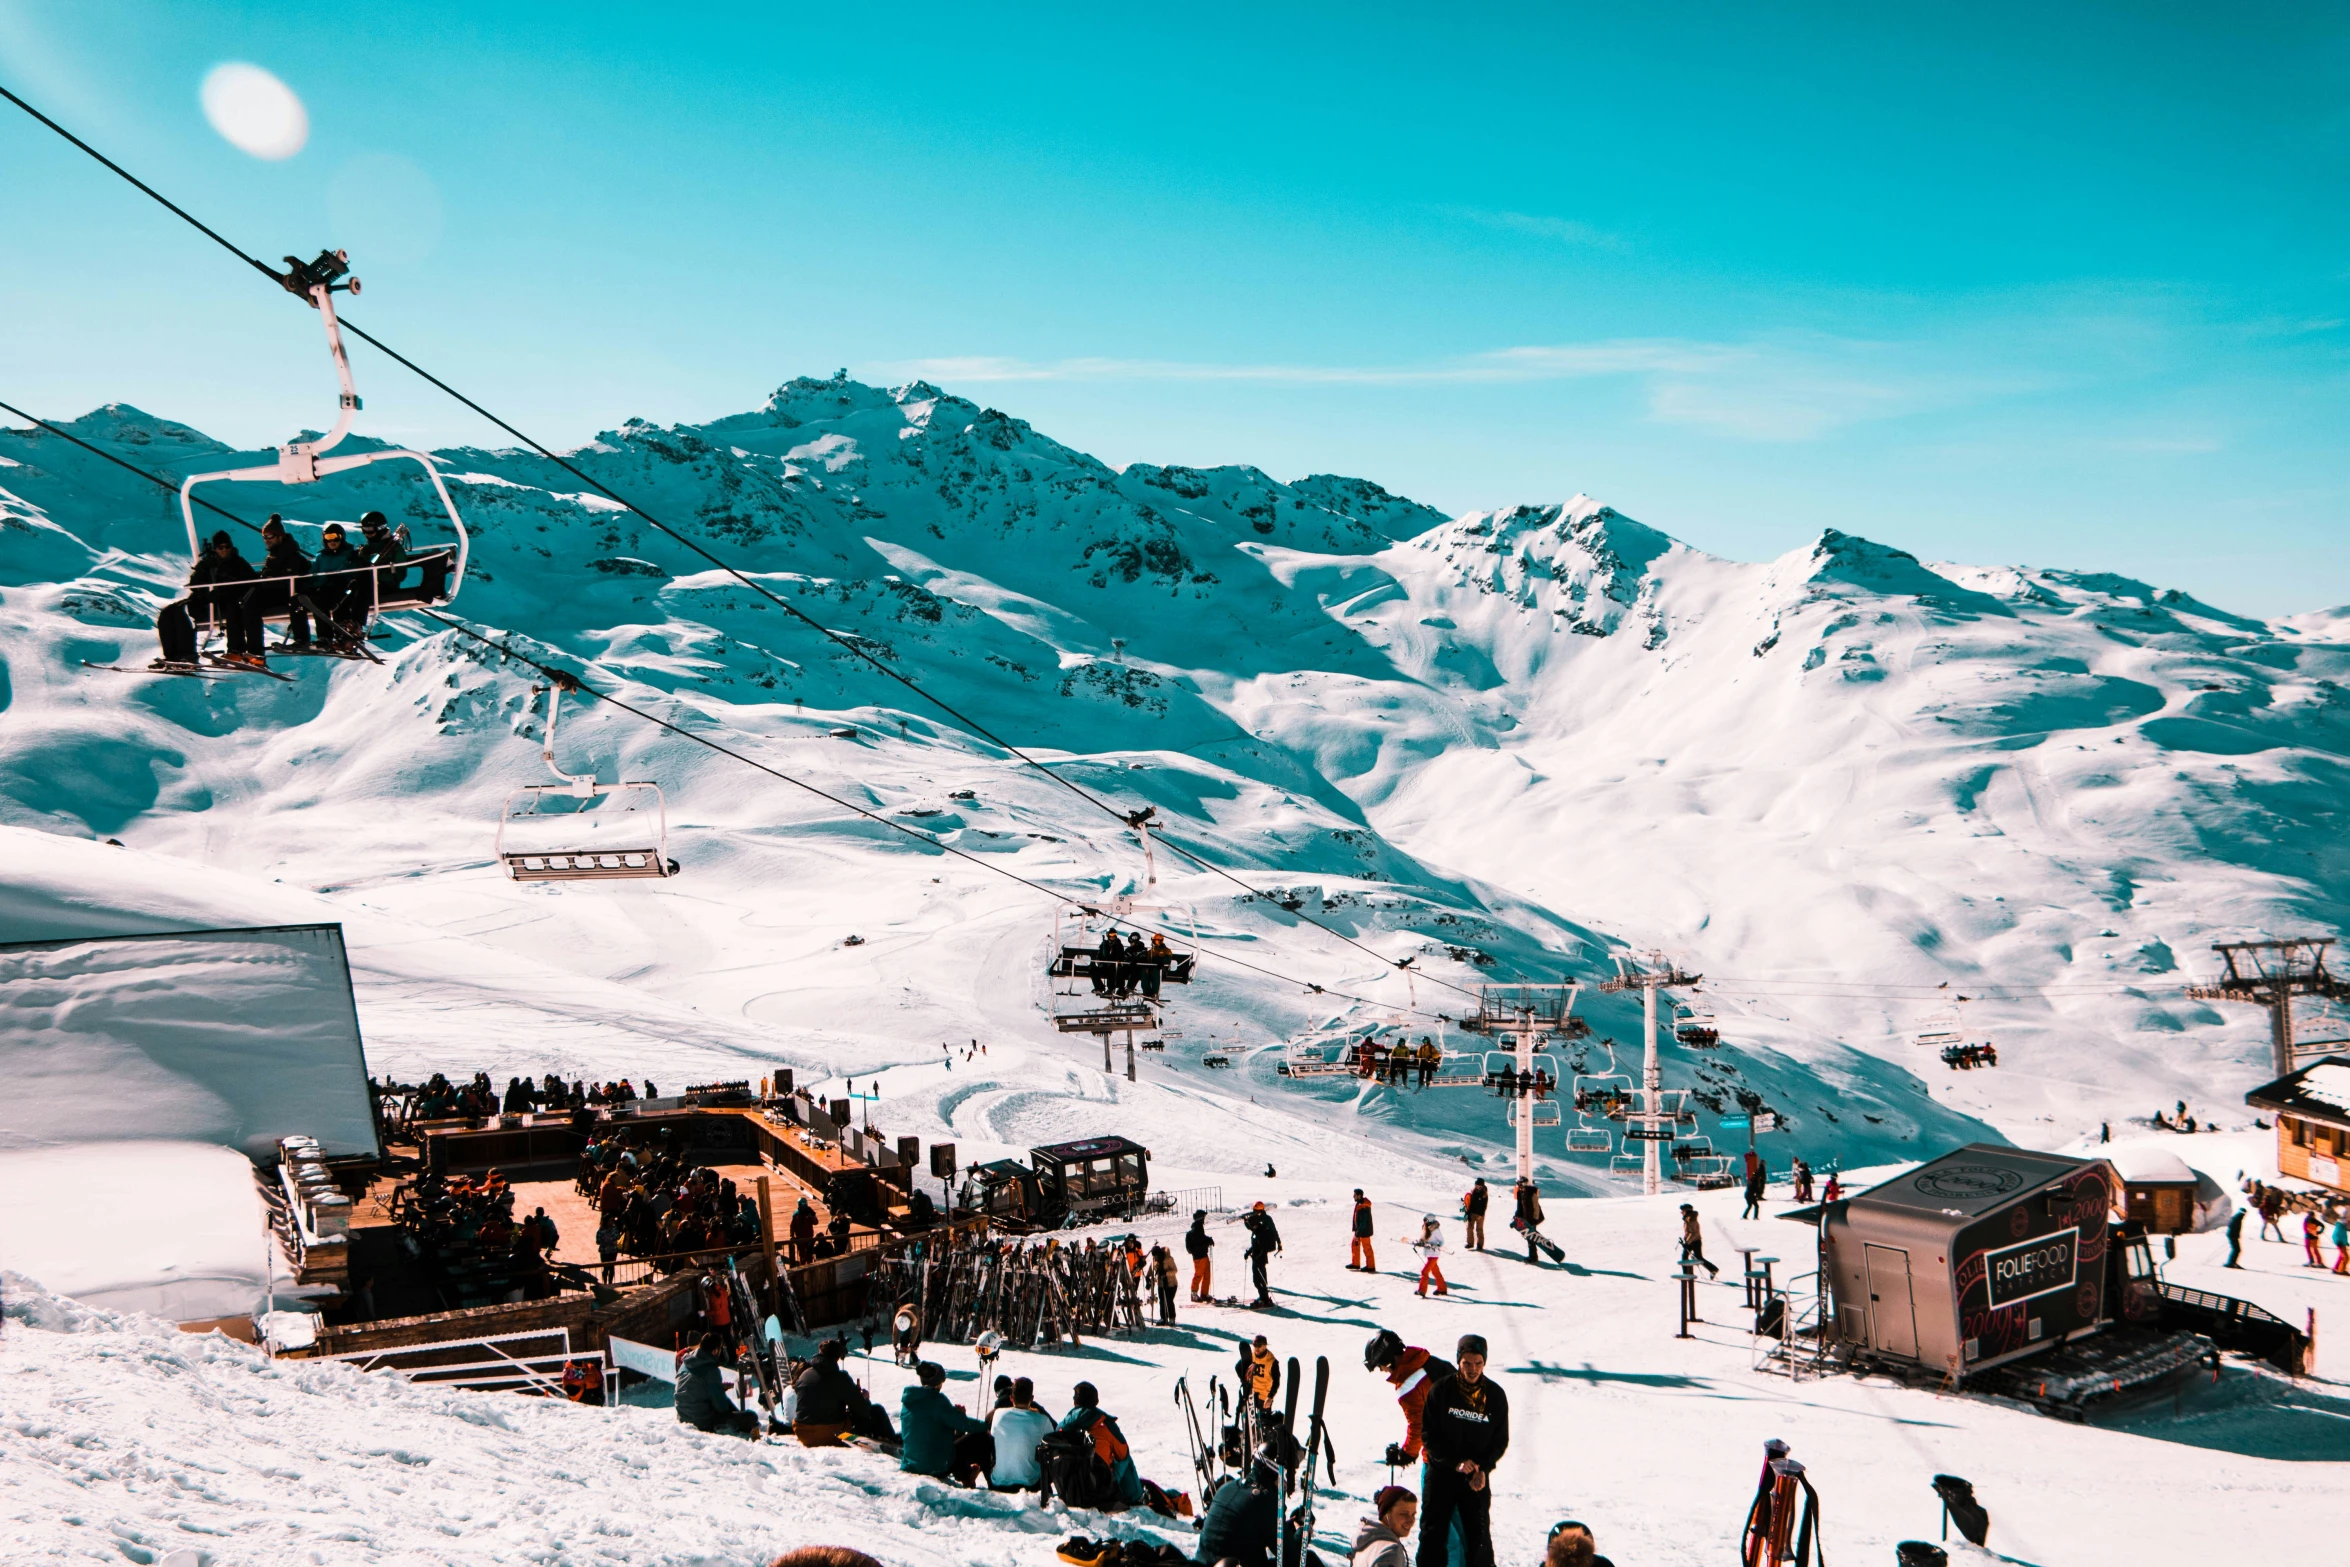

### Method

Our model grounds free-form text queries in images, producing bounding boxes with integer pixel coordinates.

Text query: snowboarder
[1418,1333,1508,1567]
[1462,1178,1488,1251]
[1244,1201,1282,1307]
[1413,1216,1449,1298]
[1353,1485,1420,1567]
[1185,1208,1215,1301]
[1680,1203,1720,1278]
[1511,1180,1545,1265]
[1350,1189,1379,1271]
[1364,1328,1453,1469]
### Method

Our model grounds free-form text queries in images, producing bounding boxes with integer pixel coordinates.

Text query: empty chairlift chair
[497,682,680,881]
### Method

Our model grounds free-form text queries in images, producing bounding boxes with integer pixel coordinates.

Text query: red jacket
[1386,1346,1453,1460]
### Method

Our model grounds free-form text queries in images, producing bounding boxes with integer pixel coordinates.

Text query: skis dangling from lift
[82,658,294,683]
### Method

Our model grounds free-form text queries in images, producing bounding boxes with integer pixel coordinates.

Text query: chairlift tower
[1599,954,1701,1196]
[1460,983,1581,1184]
[2188,938,2350,1075]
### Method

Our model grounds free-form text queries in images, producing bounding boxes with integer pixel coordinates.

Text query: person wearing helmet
[1364,1328,1452,1469]
[303,522,371,650]
[153,529,256,667]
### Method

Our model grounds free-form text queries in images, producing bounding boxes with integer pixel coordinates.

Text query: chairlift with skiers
[496,680,680,881]
[1674,1002,1721,1048]
[175,250,470,646]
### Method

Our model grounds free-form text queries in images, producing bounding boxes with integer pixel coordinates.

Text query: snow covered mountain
[3,374,2344,1182]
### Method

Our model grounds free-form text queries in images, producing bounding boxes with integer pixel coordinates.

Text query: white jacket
[1415,1224,1444,1257]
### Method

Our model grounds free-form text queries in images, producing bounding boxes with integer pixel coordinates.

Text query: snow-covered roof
[2104,1145,2195,1185]
[2245,1055,2350,1127]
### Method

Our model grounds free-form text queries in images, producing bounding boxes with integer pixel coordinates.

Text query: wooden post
[757,1176,780,1317]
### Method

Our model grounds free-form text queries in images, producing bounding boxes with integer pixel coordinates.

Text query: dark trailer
[1822,1144,2114,1383]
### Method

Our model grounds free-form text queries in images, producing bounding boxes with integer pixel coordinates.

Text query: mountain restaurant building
[2244,1055,2350,1198]
[1820,1144,2115,1383]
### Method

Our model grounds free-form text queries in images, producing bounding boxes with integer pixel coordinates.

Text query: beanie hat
[1456,1333,1488,1359]
[917,1360,946,1386]
[1374,1484,1417,1515]
[209,529,233,548]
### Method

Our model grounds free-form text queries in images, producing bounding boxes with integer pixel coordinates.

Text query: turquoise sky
[4,2,2346,612]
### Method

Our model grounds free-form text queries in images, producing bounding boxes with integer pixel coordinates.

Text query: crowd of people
[389,1071,660,1126]
[576,1126,769,1270]
[390,1165,567,1306]
[154,511,447,669]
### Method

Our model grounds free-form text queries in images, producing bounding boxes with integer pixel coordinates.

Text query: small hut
[2244,1054,2350,1199]
[2105,1145,2201,1234]
[1819,1143,2114,1383]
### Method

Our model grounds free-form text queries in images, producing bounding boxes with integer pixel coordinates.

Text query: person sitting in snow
[897,1360,988,1483]
[1057,1381,1145,1509]
[675,1331,760,1438]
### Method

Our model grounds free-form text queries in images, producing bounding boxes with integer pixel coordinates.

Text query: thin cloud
[1446,205,1628,251]
[887,334,2025,442]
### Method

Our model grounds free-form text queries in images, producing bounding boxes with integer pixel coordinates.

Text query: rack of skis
[872,1238,1148,1349]
[1175,1356,1337,1567]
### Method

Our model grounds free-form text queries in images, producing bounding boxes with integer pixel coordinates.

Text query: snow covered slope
[2,378,2343,1184]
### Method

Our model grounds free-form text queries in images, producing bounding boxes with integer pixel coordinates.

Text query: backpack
[1038,1426,1118,1510]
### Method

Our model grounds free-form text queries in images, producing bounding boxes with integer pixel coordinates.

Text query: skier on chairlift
[154,530,255,668]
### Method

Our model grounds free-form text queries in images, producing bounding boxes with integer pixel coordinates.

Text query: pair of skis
[83,657,292,682]
[723,1257,784,1435]
[1281,1355,1334,1567]
[1175,1374,1227,1501]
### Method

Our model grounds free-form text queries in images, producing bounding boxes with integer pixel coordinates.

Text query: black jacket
[1244,1210,1282,1259]
[792,1360,869,1425]
[256,537,312,589]
[187,548,256,609]
[1421,1371,1509,1472]
[1185,1222,1213,1259]
[1198,1463,1281,1565]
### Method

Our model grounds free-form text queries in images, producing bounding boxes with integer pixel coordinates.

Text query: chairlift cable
[1,389,1444,1020]
[0,80,1479,1001]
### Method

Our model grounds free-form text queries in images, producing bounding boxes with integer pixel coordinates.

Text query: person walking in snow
[1353,1485,1419,1567]
[1741,1155,1766,1221]
[1462,1178,1488,1251]
[1511,1180,1545,1265]
[1413,1216,1449,1298]
[1680,1203,1720,1278]
[1185,1208,1216,1302]
[1821,1170,1842,1206]
[2333,1211,2350,1275]
[2305,1211,2327,1269]
[2225,1206,2245,1268]
[1791,1159,1813,1204]
[1417,1334,1508,1567]
[2258,1186,2286,1243]
[1351,1189,1379,1272]
[1244,1201,1283,1307]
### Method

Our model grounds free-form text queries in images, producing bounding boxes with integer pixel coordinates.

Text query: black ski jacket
[1198,1463,1281,1565]
[1184,1222,1213,1259]
[1244,1210,1282,1258]
[1421,1371,1509,1472]
[792,1360,869,1425]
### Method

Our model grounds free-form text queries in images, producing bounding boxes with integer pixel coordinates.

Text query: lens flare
[200,62,308,160]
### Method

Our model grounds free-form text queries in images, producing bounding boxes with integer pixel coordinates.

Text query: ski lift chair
[1565,1125,1614,1154]
[1574,1072,1634,1116]
[498,682,680,881]
[1675,1007,1722,1048]
[1508,1097,1564,1127]
[1914,1009,1965,1051]
[178,251,470,650]
[1609,1150,1648,1177]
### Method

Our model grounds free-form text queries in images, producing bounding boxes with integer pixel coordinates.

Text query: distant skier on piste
[1350,1188,1378,1272]
[1243,1201,1282,1307]
[1511,1179,1546,1265]
[1364,1328,1453,1472]
[1462,1177,1489,1251]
